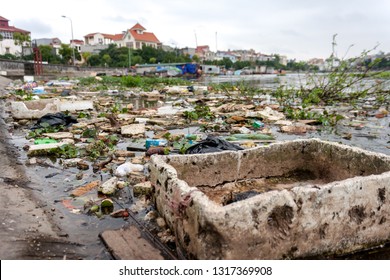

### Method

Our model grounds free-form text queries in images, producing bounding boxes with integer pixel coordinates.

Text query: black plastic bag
[31,112,78,130]
[185,135,243,154]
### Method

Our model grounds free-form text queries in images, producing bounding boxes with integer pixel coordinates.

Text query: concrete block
[121,123,145,136]
[149,139,390,259]
[58,100,94,112]
[10,99,59,119]
[42,132,74,139]
[10,99,94,119]
[27,140,75,157]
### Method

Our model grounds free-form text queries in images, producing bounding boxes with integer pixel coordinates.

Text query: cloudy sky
[3,0,390,60]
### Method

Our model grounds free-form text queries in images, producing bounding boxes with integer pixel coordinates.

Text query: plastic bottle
[145,139,168,149]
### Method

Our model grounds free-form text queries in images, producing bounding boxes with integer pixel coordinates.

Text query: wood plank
[100,225,165,260]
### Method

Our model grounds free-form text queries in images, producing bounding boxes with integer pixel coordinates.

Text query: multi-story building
[180,47,196,58]
[83,23,161,50]
[195,45,215,61]
[117,23,161,49]
[215,51,238,63]
[84,32,119,46]
[0,16,30,56]
[33,38,62,56]
[70,39,84,53]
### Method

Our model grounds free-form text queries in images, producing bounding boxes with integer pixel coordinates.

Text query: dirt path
[0,96,86,259]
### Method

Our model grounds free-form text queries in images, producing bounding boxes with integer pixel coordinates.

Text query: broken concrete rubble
[42,132,74,139]
[98,177,119,195]
[150,139,390,259]
[10,99,59,119]
[27,140,75,157]
[121,123,146,136]
[133,181,152,197]
[10,99,94,119]
[245,106,285,122]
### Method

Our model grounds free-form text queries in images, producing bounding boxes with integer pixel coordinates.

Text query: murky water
[203,73,390,91]
[202,73,390,155]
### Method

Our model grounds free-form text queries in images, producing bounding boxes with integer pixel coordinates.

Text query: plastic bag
[114,162,144,177]
[185,135,243,154]
[31,112,78,130]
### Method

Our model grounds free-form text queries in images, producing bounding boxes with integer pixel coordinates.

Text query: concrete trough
[10,99,94,119]
[149,139,390,259]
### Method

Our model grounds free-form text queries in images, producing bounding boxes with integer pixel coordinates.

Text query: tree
[131,55,144,65]
[102,54,112,66]
[192,54,200,63]
[87,54,101,66]
[59,44,73,64]
[81,52,92,64]
[233,60,250,70]
[38,45,61,64]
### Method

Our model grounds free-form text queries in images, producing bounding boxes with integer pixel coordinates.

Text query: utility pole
[194,30,198,47]
[331,33,338,69]
[332,33,338,58]
[215,31,218,53]
[62,15,76,66]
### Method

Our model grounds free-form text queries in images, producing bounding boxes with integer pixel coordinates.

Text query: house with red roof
[83,23,161,50]
[117,23,161,49]
[84,32,120,46]
[195,45,214,61]
[0,16,31,56]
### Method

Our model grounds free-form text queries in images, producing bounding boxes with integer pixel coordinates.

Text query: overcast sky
[3,0,390,60]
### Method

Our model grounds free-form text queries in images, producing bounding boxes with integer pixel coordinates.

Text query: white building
[83,23,161,50]
[0,16,30,56]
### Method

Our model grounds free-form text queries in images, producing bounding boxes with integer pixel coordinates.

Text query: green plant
[85,140,108,159]
[183,104,215,121]
[296,38,383,106]
[14,89,33,100]
[78,111,91,119]
[272,37,385,126]
[27,123,65,139]
[50,144,79,159]
[236,80,259,100]
[82,128,98,138]
[284,106,344,126]
[173,138,193,154]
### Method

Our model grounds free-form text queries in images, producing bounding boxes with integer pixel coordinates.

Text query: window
[0,31,13,39]
[5,47,10,54]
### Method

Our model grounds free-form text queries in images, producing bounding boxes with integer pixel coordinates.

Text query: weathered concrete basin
[149,139,390,259]
[10,99,94,119]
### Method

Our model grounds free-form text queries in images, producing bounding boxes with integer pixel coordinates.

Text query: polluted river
[1,73,390,259]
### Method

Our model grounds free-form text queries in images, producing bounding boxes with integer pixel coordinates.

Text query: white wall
[0,39,23,56]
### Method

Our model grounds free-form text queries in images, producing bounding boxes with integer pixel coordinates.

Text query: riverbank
[0,96,87,259]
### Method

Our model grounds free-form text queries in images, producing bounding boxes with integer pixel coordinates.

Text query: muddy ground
[0,103,88,259]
